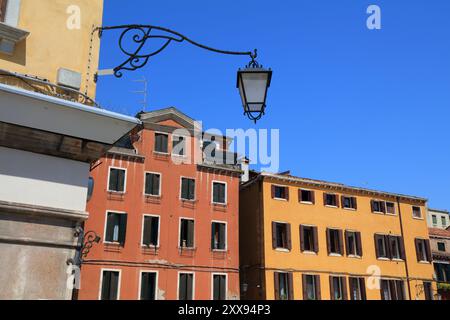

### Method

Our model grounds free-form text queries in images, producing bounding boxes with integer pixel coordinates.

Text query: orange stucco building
[78,108,241,300]
[240,172,436,300]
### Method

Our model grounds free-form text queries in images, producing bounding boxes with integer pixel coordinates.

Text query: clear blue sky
[96,0,450,210]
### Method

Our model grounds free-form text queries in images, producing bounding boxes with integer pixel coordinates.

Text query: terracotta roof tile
[429,228,450,238]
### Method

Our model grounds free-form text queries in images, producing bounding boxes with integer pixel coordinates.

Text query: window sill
[377,257,390,261]
[343,207,357,211]
[325,205,338,209]
[212,202,227,206]
[181,198,197,203]
[328,253,343,257]
[300,201,314,205]
[275,248,291,253]
[0,23,30,55]
[413,216,424,221]
[348,254,362,259]
[273,198,288,202]
[419,260,431,264]
[302,251,318,256]
[145,194,161,199]
[372,211,385,215]
[107,190,126,195]
[392,258,405,262]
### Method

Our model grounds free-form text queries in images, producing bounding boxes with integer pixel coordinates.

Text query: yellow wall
[240,177,436,300]
[0,0,103,98]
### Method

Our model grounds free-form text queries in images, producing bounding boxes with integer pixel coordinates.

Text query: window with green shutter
[211,222,226,250]
[178,273,194,300]
[180,219,195,248]
[108,168,126,193]
[181,178,195,201]
[212,182,226,204]
[172,135,186,156]
[154,133,169,153]
[213,274,227,300]
[142,216,159,247]
[140,272,157,300]
[105,212,127,245]
[101,271,120,300]
[145,173,161,196]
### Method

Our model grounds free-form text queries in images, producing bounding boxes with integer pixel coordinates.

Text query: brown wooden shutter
[414,239,421,262]
[335,195,340,208]
[274,273,280,300]
[323,193,327,206]
[356,232,363,257]
[311,191,316,204]
[374,234,381,258]
[389,280,397,300]
[353,197,358,210]
[302,274,308,300]
[286,224,292,251]
[298,189,302,203]
[285,187,289,201]
[288,273,294,300]
[399,237,406,260]
[344,231,350,256]
[313,226,319,253]
[348,277,355,300]
[300,225,305,252]
[360,278,367,300]
[338,229,344,255]
[271,185,275,199]
[0,0,7,23]
[341,196,346,208]
[384,235,392,259]
[370,200,375,212]
[342,277,348,300]
[425,240,432,262]
[329,276,335,300]
[272,222,277,249]
[380,201,386,213]
[326,229,331,255]
[315,275,321,300]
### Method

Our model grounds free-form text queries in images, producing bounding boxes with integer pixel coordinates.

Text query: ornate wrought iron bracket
[94,25,259,78]
[67,228,101,266]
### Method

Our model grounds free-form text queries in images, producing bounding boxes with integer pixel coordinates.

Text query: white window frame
[372,200,385,214]
[177,271,195,300]
[324,193,339,208]
[143,171,162,197]
[342,195,356,211]
[107,166,127,193]
[417,238,429,262]
[301,224,317,254]
[172,134,188,157]
[140,214,161,247]
[138,270,159,300]
[180,176,196,202]
[375,233,389,260]
[304,274,317,300]
[103,210,127,244]
[273,220,290,252]
[211,273,228,300]
[154,131,170,155]
[385,201,397,216]
[211,220,228,252]
[98,268,122,300]
[211,180,228,205]
[346,231,359,257]
[179,217,195,249]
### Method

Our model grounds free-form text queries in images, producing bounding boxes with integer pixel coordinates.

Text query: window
[389,236,405,260]
[142,216,159,247]
[274,272,293,300]
[154,133,169,153]
[299,189,315,204]
[371,200,386,214]
[212,182,226,204]
[0,0,7,23]
[211,222,226,251]
[441,216,447,227]
[272,185,289,200]
[423,282,433,301]
[212,274,227,300]
[374,234,389,259]
[386,202,396,215]
[330,276,347,300]
[437,242,446,252]
[178,273,194,300]
[300,225,318,253]
[415,238,431,262]
[380,280,405,300]
[435,263,450,282]
[140,272,157,300]
[203,140,217,159]
[432,215,438,226]
[181,178,196,201]
[272,222,291,250]
[302,275,321,300]
[342,196,357,210]
[108,168,126,193]
[180,219,195,248]
[100,270,120,300]
[327,228,343,255]
[105,212,127,245]
[172,135,186,156]
[324,194,338,207]
[345,231,362,257]
[413,206,422,219]
[144,173,161,196]
[349,277,366,300]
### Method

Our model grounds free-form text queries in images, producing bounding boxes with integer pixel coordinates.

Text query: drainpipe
[396,196,413,300]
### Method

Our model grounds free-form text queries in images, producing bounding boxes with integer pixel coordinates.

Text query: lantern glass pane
[240,71,269,105]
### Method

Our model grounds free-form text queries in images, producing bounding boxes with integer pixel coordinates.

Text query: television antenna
[132,77,148,112]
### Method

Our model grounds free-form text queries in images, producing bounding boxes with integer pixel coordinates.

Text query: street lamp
[95,25,272,123]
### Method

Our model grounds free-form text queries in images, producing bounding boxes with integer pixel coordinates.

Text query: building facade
[428,228,450,300]
[78,108,241,300]
[427,209,450,230]
[240,172,436,300]
[0,0,140,299]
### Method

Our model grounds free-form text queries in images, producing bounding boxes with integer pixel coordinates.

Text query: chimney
[240,157,250,183]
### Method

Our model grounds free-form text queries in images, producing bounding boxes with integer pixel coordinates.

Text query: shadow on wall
[0,39,26,66]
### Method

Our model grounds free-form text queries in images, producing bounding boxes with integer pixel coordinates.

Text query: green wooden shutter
[142,216,152,246]
[188,179,195,200]
[119,214,127,245]
[187,220,194,247]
